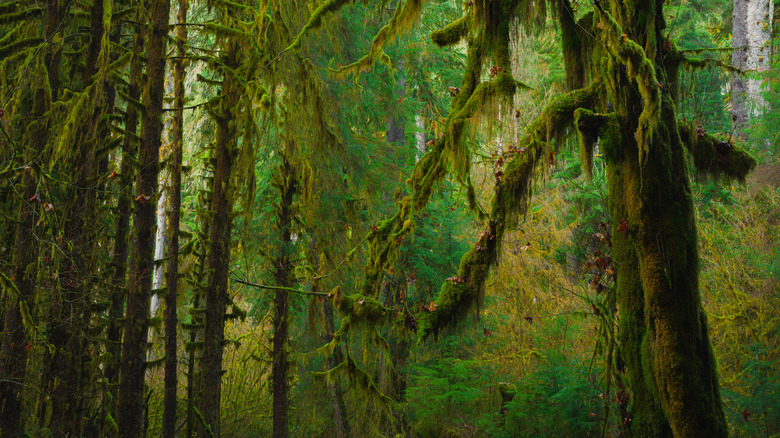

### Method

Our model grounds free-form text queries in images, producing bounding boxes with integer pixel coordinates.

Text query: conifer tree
[118,0,170,433]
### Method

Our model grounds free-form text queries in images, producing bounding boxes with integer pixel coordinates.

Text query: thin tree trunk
[196,41,240,438]
[161,1,188,436]
[117,0,170,433]
[104,15,145,432]
[272,153,297,438]
[310,240,350,438]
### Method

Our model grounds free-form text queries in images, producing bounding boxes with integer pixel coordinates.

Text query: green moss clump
[677,123,756,182]
[431,14,469,47]
[332,287,388,327]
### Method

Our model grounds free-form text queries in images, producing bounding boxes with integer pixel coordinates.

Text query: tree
[731,0,773,134]
[118,0,170,433]
[305,0,756,436]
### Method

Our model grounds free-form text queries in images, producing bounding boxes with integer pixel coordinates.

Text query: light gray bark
[731,0,773,134]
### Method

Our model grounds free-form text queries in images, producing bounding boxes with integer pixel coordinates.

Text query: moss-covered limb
[333,0,422,77]
[331,287,389,327]
[417,84,602,341]
[677,122,756,182]
[574,108,618,178]
[594,5,659,164]
[431,13,469,47]
[0,37,42,59]
[558,0,591,90]
[284,0,353,51]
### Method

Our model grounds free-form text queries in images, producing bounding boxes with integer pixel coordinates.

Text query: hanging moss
[417,84,601,341]
[431,14,469,47]
[595,6,660,165]
[677,123,756,182]
[285,0,354,51]
[574,108,618,179]
[311,353,394,406]
[333,0,422,77]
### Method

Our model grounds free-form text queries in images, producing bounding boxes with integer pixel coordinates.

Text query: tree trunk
[272,153,297,438]
[104,14,145,432]
[118,0,170,433]
[196,41,240,438]
[731,0,773,134]
[599,2,728,436]
[310,240,350,438]
[161,2,188,436]
[0,2,62,431]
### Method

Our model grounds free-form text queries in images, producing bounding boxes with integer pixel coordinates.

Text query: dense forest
[0,0,778,436]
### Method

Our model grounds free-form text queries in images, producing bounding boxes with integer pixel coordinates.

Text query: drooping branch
[417,83,601,340]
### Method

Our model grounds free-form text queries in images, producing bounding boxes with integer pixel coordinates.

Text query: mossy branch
[431,14,469,47]
[417,84,601,341]
[595,5,659,165]
[331,0,422,78]
[285,0,354,52]
[677,122,756,182]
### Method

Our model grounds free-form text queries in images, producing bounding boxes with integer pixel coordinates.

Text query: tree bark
[731,0,773,134]
[117,0,170,434]
[196,41,240,438]
[272,153,297,438]
[161,2,188,436]
[0,1,62,431]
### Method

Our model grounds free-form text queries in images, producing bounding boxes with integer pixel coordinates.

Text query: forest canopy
[0,0,778,437]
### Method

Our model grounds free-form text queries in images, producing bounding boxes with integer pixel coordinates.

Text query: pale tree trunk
[731,0,773,135]
[415,114,426,161]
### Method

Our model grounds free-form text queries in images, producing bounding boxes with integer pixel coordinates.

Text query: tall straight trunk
[597,1,728,436]
[47,0,111,431]
[0,3,62,433]
[731,0,773,134]
[104,15,145,430]
[117,0,170,433]
[272,153,297,438]
[161,1,188,436]
[196,41,240,438]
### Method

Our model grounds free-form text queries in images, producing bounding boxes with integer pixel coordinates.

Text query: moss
[677,122,756,182]
[333,0,422,77]
[285,0,353,51]
[595,6,660,165]
[431,14,469,47]
[0,37,41,59]
[332,287,388,326]
[574,108,617,179]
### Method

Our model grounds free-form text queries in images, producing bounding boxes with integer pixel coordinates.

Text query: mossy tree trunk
[161,2,187,437]
[117,0,170,433]
[595,1,728,436]
[196,40,240,438]
[272,152,297,438]
[104,15,145,435]
[0,2,63,434]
